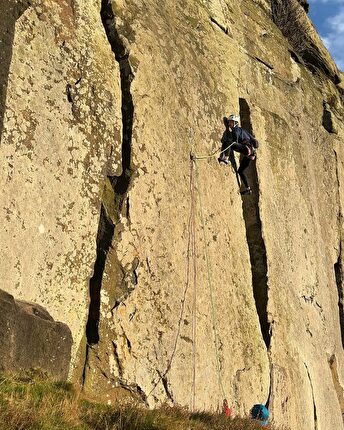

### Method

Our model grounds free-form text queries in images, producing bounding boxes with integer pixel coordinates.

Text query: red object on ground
[223,399,231,417]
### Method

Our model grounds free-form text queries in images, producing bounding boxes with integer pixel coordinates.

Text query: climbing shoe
[240,187,252,196]
[218,156,229,165]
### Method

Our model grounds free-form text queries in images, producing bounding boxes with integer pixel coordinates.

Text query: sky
[308,0,344,71]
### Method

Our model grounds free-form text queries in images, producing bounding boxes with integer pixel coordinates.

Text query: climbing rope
[191,140,241,189]
[189,129,230,407]
[190,158,197,411]
[146,157,198,401]
[146,137,228,408]
[192,158,227,402]
[191,142,234,160]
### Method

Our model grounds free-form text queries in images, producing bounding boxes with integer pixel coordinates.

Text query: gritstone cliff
[1,1,344,429]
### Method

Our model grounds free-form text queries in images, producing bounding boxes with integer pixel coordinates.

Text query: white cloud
[309,1,344,70]
[321,36,332,48]
[321,7,344,70]
[309,0,344,3]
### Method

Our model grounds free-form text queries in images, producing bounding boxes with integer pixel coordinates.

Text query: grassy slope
[0,371,276,430]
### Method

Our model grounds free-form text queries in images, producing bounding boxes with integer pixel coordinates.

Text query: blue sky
[309,0,344,70]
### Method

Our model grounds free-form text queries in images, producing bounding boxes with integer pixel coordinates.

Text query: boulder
[0,289,72,379]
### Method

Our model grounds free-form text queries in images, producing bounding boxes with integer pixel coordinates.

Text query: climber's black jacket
[231,125,258,148]
[221,125,258,148]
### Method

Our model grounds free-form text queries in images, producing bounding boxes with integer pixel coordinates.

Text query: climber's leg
[230,142,250,156]
[238,156,251,192]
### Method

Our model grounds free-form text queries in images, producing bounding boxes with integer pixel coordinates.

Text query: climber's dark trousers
[220,141,251,188]
[230,142,251,189]
[238,157,250,188]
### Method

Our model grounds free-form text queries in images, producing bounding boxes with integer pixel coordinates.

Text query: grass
[0,370,276,430]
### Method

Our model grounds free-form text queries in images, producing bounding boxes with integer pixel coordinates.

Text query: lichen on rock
[1,1,344,429]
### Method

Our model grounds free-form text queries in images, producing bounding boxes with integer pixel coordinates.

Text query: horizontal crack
[210,17,229,35]
[255,56,274,70]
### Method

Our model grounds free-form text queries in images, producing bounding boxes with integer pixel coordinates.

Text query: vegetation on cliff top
[0,371,279,430]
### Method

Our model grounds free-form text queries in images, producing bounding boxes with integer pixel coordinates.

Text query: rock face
[0,0,122,367]
[1,0,344,429]
[298,0,309,13]
[0,289,72,379]
[272,0,339,83]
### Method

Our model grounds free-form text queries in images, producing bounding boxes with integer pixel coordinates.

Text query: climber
[218,114,259,196]
[250,404,270,427]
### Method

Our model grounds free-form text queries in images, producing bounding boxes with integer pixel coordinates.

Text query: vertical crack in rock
[86,206,115,345]
[112,341,124,377]
[304,363,318,430]
[239,98,271,350]
[239,98,272,409]
[334,150,344,348]
[323,101,335,134]
[82,0,135,383]
[334,245,344,348]
[157,370,174,402]
[81,342,90,387]
[101,0,134,206]
[329,354,344,420]
[265,363,274,410]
